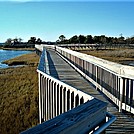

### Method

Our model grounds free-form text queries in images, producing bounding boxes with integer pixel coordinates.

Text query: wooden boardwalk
[46,48,134,134]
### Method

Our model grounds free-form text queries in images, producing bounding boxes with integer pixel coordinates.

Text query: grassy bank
[0,47,35,51]
[78,48,134,65]
[3,52,39,66]
[0,52,40,134]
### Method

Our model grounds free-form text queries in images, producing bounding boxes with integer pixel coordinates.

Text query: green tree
[36,38,42,44]
[93,36,100,44]
[59,35,66,42]
[13,37,19,45]
[69,35,79,44]
[4,38,12,47]
[85,35,94,44]
[118,34,125,44]
[28,37,36,44]
[100,35,107,44]
[18,38,23,43]
[78,35,86,44]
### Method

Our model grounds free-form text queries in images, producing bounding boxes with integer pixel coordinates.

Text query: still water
[0,50,32,68]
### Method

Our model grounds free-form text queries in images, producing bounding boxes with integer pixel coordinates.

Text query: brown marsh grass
[78,48,134,65]
[0,52,39,134]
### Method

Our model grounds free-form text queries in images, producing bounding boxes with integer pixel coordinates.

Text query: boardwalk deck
[46,48,134,134]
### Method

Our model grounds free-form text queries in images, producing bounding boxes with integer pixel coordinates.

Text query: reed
[0,52,39,134]
[78,48,134,65]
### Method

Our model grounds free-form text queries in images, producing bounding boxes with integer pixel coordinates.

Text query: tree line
[3,37,44,48]
[57,34,134,45]
[2,34,134,48]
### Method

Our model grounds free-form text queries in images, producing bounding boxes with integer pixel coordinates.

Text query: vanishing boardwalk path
[46,48,134,134]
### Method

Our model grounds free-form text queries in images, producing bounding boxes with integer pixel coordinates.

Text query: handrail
[37,47,94,123]
[21,99,115,134]
[55,46,134,79]
[55,46,134,114]
[93,112,116,134]
[32,46,116,134]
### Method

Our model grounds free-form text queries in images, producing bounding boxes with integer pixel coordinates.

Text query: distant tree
[59,35,66,43]
[18,38,23,43]
[36,38,42,44]
[13,38,19,45]
[78,35,86,44]
[118,36,125,44]
[28,37,36,44]
[56,40,60,44]
[111,37,118,46]
[85,35,94,44]
[4,38,12,47]
[69,35,79,44]
[100,35,107,44]
[93,36,100,44]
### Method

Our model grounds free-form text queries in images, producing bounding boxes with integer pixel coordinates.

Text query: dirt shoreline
[2,52,39,67]
[0,47,35,51]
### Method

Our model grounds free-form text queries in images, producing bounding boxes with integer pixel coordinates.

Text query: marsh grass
[78,48,134,64]
[0,52,39,134]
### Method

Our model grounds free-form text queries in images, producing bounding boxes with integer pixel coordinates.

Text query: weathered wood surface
[45,48,134,134]
[21,99,107,134]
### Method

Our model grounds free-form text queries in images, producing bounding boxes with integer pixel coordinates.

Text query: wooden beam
[21,98,107,134]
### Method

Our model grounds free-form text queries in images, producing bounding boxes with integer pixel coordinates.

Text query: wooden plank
[37,48,134,134]
[21,98,107,134]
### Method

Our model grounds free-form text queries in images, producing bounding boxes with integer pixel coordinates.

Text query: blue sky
[0,0,134,42]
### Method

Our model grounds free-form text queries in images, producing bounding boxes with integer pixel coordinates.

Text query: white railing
[21,46,116,134]
[37,48,94,123]
[56,46,134,114]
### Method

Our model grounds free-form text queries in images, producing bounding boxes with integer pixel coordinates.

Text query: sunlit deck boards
[46,48,134,134]
[21,99,107,134]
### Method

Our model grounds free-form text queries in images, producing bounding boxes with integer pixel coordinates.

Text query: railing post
[52,81,55,118]
[119,77,123,112]
[96,66,98,90]
[38,72,42,124]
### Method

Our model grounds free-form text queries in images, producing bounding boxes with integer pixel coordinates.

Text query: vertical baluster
[124,79,127,110]
[127,79,131,111]
[125,78,130,111]
[117,76,120,108]
[55,83,58,116]
[45,78,47,121]
[49,80,52,119]
[40,75,43,122]
[129,80,133,109]
[38,73,42,124]
[74,93,76,108]
[53,82,56,118]
[48,79,50,120]
[71,92,74,109]
[62,87,65,113]
[58,85,61,115]
[42,76,45,121]
[116,76,118,105]
[65,88,67,112]
[119,77,123,112]
[131,80,134,109]
[69,91,72,110]
[96,66,98,90]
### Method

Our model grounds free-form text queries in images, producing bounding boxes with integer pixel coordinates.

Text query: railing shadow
[47,51,59,79]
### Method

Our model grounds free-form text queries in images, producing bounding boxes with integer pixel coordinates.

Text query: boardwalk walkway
[46,48,134,134]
